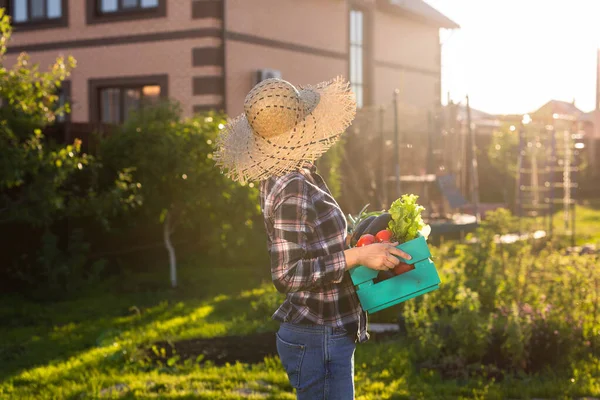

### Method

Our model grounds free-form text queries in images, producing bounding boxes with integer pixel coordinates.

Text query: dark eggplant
[364,213,392,236]
[350,215,376,246]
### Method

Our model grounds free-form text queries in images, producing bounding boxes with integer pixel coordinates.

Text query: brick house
[1,0,457,125]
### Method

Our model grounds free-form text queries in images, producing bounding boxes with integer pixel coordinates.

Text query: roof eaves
[378,0,460,29]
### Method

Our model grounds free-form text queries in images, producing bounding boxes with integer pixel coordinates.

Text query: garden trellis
[516,114,585,244]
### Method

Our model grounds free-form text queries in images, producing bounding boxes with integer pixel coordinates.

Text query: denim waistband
[280,322,351,335]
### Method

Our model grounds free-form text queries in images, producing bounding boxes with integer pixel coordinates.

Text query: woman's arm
[268,178,346,294]
[268,178,410,294]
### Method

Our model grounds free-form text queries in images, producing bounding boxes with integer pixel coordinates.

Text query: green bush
[317,138,344,198]
[0,12,139,298]
[99,101,266,284]
[403,209,600,377]
[11,229,107,300]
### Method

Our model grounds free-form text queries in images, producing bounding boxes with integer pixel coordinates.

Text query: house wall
[4,0,215,45]
[224,0,348,116]
[4,0,224,122]
[3,0,444,122]
[372,10,440,109]
[5,36,222,122]
[225,1,442,116]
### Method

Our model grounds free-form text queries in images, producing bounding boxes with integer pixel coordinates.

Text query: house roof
[579,109,600,123]
[530,99,583,120]
[379,0,460,29]
[443,104,500,127]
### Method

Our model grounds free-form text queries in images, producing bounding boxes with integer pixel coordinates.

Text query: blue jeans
[276,322,356,399]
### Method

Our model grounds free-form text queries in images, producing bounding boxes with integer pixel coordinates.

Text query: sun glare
[426,0,600,114]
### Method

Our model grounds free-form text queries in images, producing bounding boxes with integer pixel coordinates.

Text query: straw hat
[214,76,357,183]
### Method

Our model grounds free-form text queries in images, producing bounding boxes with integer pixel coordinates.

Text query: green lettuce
[388,194,427,243]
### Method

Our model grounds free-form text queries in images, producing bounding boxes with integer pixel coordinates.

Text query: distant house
[453,104,500,135]
[490,100,586,129]
[528,99,596,177]
[530,99,583,123]
[578,110,599,175]
[1,0,457,125]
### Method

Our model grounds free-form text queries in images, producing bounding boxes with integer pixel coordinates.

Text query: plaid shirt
[260,165,368,343]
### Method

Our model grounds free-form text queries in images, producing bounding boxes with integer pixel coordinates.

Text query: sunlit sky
[424,0,600,115]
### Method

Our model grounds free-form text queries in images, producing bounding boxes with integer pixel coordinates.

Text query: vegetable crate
[349,236,441,314]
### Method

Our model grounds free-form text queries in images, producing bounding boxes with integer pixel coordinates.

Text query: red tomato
[356,234,376,247]
[393,262,415,275]
[375,229,393,243]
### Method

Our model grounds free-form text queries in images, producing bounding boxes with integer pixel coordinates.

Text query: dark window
[88,75,168,124]
[349,9,364,108]
[87,0,166,24]
[99,0,158,14]
[7,0,68,29]
[55,80,71,123]
[99,84,161,124]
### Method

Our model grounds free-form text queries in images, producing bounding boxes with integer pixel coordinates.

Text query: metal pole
[393,89,401,198]
[572,127,577,247]
[460,116,467,195]
[517,123,524,234]
[572,201,576,247]
[427,111,434,174]
[531,136,539,213]
[426,112,434,213]
[564,130,571,231]
[549,126,555,238]
[571,146,581,247]
[466,96,480,222]
[544,126,551,236]
[379,105,388,207]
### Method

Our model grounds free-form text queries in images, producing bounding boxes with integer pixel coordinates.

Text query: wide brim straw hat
[214,76,357,183]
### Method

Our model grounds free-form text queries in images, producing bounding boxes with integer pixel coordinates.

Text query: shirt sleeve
[268,177,347,294]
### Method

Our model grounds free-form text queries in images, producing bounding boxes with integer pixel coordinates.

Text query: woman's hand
[358,242,412,271]
[344,242,411,271]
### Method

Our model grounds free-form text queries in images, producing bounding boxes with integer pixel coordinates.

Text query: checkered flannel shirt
[260,164,368,343]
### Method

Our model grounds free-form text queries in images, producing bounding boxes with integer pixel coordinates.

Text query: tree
[488,123,519,179]
[100,101,262,288]
[487,123,520,205]
[1,8,77,224]
[0,9,139,225]
[0,10,140,296]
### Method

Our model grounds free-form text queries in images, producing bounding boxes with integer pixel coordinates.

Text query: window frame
[86,0,166,25]
[55,80,71,124]
[349,7,369,108]
[88,75,169,124]
[3,0,69,31]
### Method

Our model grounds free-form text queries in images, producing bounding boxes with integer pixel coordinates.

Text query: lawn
[525,202,600,246]
[556,202,600,245]
[1,256,599,400]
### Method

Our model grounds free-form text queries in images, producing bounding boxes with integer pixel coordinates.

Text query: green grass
[1,259,599,399]
[557,202,600,245]
[521,202,600,246]
[544,202,600,245]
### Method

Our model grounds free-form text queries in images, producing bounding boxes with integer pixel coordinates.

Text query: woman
[215,76,411,399]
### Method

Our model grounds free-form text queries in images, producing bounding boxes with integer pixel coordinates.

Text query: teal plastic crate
[348,236,441,314]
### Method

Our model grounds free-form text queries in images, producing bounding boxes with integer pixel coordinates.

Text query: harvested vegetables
[348,195,430,247]
[347,195,430,279]
[387,194,429,243]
